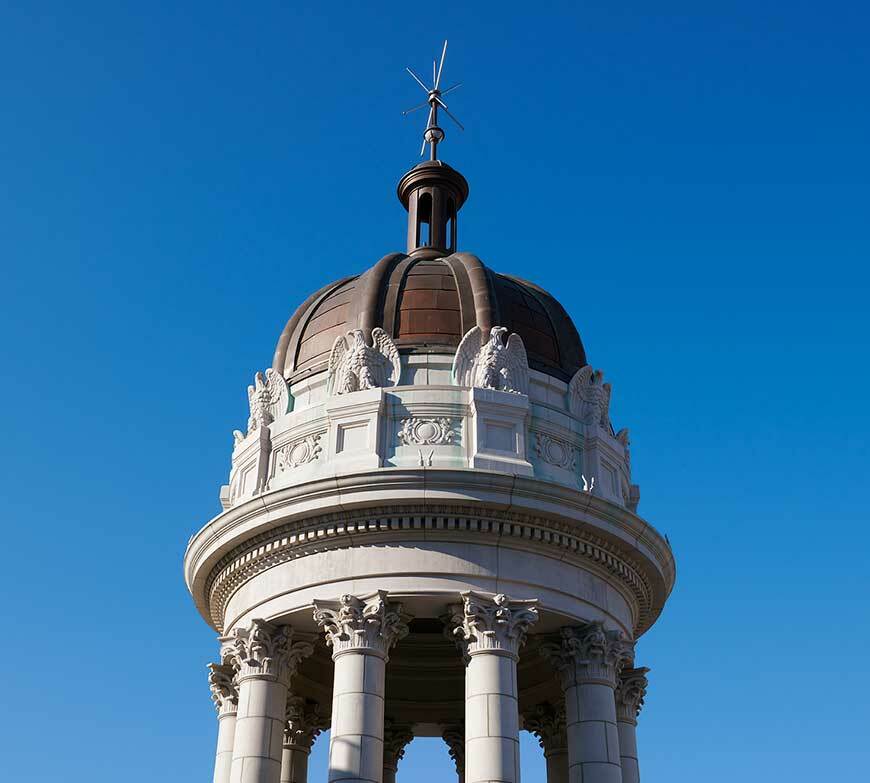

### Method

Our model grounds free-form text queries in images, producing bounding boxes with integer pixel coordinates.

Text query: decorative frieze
[219,619,313,684]
[207,662,238,716]
[327,328,400,395]
[449,591,539,659]
[616,666,650,724]
[397,417,456,446]
[453,325,530,395]
[284,695,329,751]
[533,432,578,470]
[523,702,567,754]
[541,622,632,688]
[313,591,410,658]
[568,365,611,429]
[274,432,323,473]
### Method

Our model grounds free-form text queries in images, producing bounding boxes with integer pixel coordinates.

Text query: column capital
[449,591,539,659]
[284,695,329,752]
[441,723,465,777]
[219,619,314,684]
[522,702,567,756]
[615,666,650,724]
[541,622,632,688]
[207,662,239,716]
[313,591,410,659]
[383,718,414,772]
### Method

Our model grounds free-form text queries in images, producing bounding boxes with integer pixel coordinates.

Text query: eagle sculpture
[234,368,290,443]
[452,325,530,395]
[568,364,611,428]
[327,328,401,396]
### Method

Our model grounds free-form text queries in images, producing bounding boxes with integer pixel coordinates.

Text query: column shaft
[328,651,386,783]
[231,677,289,783]
[615,666,649,783]
[564,680,621,783]
[545,749,569,783]
[280,746,309,783]
[214,713,238,783]
[465,651,521,783]
[616,721,639,783]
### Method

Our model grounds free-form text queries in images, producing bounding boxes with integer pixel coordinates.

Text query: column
[314,591,410,783]
[222,619,315,783]
[449,592,539,783]
[614,668,649,783]
[523,702,568,783]
[441,723,464,783]
[541,623,632,783]
[382,719,414,783]
[281,696,329,783]
[209,662,240,783]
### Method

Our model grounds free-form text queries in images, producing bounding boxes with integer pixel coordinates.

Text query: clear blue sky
[2,2,868,781]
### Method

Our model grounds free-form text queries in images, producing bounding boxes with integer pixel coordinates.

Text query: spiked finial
[402,40,464,160]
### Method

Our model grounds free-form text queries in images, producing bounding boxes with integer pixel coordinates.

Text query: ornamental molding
[616,666,650,724]
[313,591,410,659]
[207,662,238,716]
[523,702,567,754]
[327,328,400,396]
[203,504,655,635]
[540,622,633,688]
[448,591,539,658]
[219,619,313,684]
[284,695,329,750]
[274,432,324,473]
[453,325,530,395]
[383,718,415,770]
[568,365,611,429]
[533,432,578,471]
[397,417,457,446]
[234,369,289,443]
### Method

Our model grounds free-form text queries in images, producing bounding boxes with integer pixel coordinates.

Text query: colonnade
[207,592,650,783]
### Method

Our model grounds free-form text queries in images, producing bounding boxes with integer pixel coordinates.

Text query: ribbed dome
[272,252,586,384]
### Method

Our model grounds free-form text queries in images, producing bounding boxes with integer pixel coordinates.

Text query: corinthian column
[523,702,568,783]
[449,592,539,783]
[281,696,328,783]
[382,719,414,783]
[542,624,632,783]
[615,667,649,783]
[314,591,410,783]
[209,662,239,783]
[441,723,464,783]
[222,620,314,783]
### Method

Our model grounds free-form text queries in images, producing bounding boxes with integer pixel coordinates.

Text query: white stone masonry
[382,719,414,783]
[209,662,240,783]
[280,696,328,783]
[615,667,649,783]
[314,592,410,783]
[221,620,314,783]
[450,592,539,783]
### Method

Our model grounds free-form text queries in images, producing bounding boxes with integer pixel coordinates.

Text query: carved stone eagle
[568,364,611,428]
[234,368,289,443]
[452,326,530,395]
[327,328,401,396]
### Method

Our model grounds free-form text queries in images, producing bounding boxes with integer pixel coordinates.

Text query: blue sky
[2,2,868,781]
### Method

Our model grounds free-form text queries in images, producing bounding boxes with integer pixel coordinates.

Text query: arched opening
[416,191,433,247]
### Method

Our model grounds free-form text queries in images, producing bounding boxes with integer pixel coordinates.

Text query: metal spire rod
[402,40,464,160]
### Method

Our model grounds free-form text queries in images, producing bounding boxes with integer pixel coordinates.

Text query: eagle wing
[502,332,530,394]
[452,326,482,387]
[264,368,290,418]
[327,333,351,395]
[370,327,401,386]
[567,365,595,418]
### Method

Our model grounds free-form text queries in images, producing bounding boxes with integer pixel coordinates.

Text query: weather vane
[402,40,464,160]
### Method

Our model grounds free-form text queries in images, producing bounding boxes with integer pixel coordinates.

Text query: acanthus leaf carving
[327,328,400,396]
[313,591,410,658]
[284,695,329,750]
[541,622,632,688]
[453,326,530,395]
[382,718,415,770]
[568,365,611,429]
[615,666,650,724]
[220,619,313,684]
[441,724,465,775]
[449,591,539,658]
[523,701,567,754]
[207,662,238,716]
[397,417,456,446]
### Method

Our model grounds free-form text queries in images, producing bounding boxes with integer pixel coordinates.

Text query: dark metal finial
[402,40,464,161]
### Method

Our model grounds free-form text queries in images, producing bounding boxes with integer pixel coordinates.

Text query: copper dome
[272,252,586,384]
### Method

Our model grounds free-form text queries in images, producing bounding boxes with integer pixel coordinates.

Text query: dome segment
[273,252,586,384]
